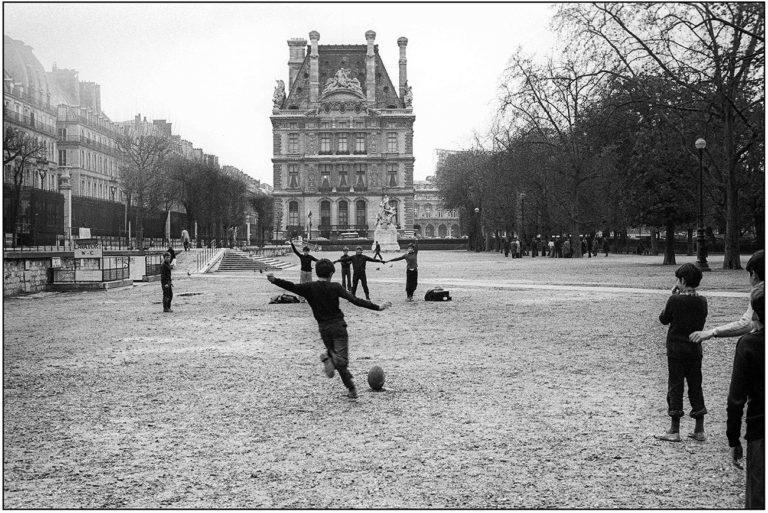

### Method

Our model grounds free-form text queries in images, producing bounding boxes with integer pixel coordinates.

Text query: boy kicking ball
[655,263,708,442]
[266,259,391,399]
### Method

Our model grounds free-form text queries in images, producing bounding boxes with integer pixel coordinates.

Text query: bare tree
[117,132,171,248]
[3,126,47,246]
[557,2,765,268]
[499,55,612,257]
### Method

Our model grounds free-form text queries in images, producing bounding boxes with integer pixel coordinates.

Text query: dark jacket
[726,329,765,446]
[334,254,353,270]
[349,254,378,275]
[271,278,380,325]
[161,261,172,287]
[659,293,708,358]
[292,242,318,272]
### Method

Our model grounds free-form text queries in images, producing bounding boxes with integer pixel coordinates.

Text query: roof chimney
[309,31,320,105]
[365,30,376,105]
[398,37,408,104]
[287,38,307,88]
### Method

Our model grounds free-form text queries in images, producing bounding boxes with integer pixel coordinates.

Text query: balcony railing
[4,88,56,114]
[57,134,121,156]
[4,110,57,136]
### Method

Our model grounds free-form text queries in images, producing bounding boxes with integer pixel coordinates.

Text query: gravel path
[3,252,753,508]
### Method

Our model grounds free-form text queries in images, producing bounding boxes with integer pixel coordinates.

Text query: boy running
[267,259,391,399]
[333,247,353,291]
[290,239,318,284]
[373,241,384,261]
[655,263,708,442]
[386,240,419,301]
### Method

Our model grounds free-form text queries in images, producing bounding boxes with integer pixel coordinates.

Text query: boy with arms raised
[267,259,391,399]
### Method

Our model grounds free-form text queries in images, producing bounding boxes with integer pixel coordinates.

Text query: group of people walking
[500,234,609,258]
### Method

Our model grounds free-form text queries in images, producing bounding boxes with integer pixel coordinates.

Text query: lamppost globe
[694,136,710,271]
[474,207,480,214]
[695,138,706,150]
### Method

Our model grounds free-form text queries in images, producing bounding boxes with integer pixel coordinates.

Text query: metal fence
[196,248,220,271]
[244,246,292,258]
[102,256,130,281]
[145,254,163,276]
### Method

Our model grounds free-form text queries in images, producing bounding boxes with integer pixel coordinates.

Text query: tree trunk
[722,105,742,269]
[663,220,676,265]
[755,211,764,249]
[650,228,658,256]
[135,193,144,249]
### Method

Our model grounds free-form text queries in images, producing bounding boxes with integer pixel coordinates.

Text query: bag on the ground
[425,287,452,301]
[269,293,301,304]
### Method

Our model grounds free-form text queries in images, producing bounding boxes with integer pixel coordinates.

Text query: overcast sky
[4,3,558,184]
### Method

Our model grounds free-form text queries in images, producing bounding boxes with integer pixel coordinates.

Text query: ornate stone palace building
[413,175,463,238]
[271,30,414,240]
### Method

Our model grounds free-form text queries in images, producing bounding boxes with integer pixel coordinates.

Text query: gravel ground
[3,251,754,508]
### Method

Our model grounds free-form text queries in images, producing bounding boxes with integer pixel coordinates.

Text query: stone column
[398,37,408,101]
[309,31,320,105]
[58,168,72,244]
[165,209,171,242]
[245,214,251,244]
[365,30,376,105]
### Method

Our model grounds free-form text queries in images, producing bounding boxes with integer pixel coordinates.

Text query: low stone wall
[3,252,74,296]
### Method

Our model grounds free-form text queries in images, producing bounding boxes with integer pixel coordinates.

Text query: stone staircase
[215,250,293,272]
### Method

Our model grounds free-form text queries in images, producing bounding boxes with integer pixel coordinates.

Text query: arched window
[425,224,435,238]
[355,200,366,227]
[451,225,459,238]
[320,200,331,227]
[288,201,299,226]
[338,200,349,228]
[438,225,447,237]
[424,204,432,218]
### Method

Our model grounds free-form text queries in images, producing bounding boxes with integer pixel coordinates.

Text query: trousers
[666,355,707,418]
[406,269,418,298]
[747,438,765,509]
[352,272,369,297]
[340,268,351,290]
[318,321,355,390]
[162,284,173,311]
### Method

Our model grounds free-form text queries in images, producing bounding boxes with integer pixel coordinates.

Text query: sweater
[659,293,708,358]
[271,278,380,324]
[727,328,765,446]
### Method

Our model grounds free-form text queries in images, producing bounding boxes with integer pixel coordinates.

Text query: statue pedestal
[372,224,401,251]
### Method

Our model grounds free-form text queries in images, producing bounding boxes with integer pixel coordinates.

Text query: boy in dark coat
[655,263,708,442]
[726,284,764,509]
[161,252,173,312]
[291,240,318,284]
[386,240,419,301]
[349,246,379,300]
[333,247,353,291]
[267,259,391,399]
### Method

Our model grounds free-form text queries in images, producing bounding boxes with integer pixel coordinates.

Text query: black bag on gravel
[424,287,452,301]
[269,293,301,304]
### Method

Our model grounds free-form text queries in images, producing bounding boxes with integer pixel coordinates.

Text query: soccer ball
[367,365,385,391]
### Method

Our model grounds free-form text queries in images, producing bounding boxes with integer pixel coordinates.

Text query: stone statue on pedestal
[372,195,400,252]
[273,80,286,109]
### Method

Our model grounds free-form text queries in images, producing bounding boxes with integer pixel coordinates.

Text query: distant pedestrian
[726,284,764,509]
[548,238,555,258]
[386,240,419,301]
[563,238,572,258]
[181,229,190,251]
[555,236,563,258]
[655,263,708,442]
[503,237,510,258]
[291,240,318,284]
[333,247,353,291]
[161,252,173,313]
[373,241,383,261]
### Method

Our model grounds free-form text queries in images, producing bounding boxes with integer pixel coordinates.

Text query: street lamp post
[36,157,49,191]
[109,178,117,202]
[694,138,711,271]
[474,207,481,252]
[308,211,312,242]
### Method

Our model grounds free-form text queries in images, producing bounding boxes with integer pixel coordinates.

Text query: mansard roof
[282,44,402,110]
